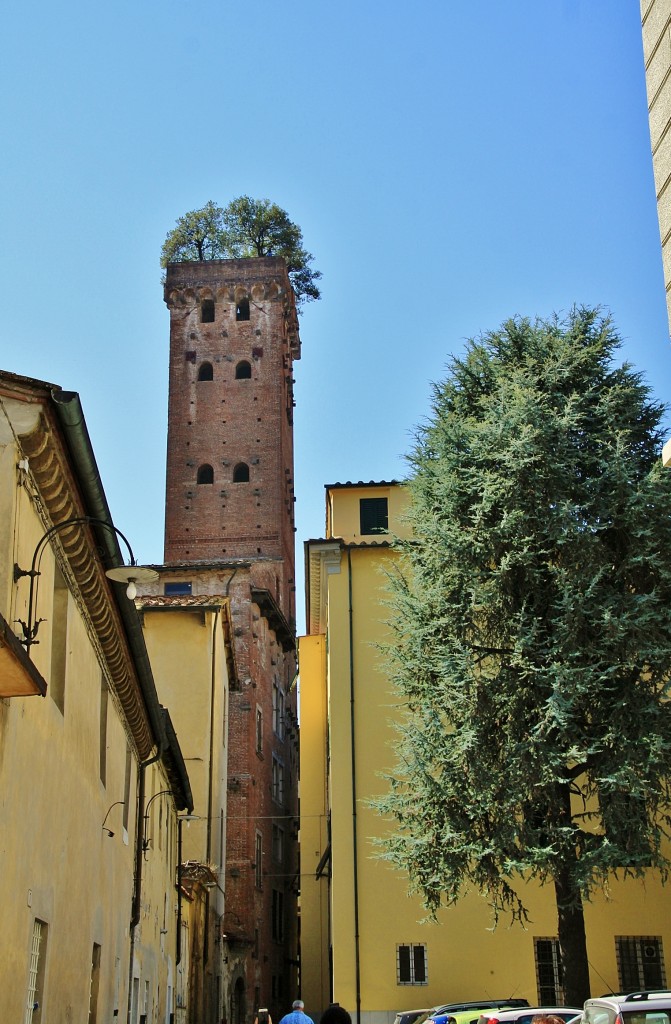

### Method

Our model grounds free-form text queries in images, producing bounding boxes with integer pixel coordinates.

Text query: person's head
[321,1004,352,1024]
[293,1002,305,1013]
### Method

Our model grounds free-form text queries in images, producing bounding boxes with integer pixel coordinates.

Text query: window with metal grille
[360,497,389,535]
[535,937,563,1004]
[25,918,47,1024]
[396,943,427,985]
[616,936,666,991]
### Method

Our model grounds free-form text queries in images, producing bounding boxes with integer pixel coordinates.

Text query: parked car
[581,991,671,1024]
[393,1011,430,1024]
[427,1001,530,1024]
[478,1006,581,1024]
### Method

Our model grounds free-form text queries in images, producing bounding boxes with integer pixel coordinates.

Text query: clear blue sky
[1,0,668,632]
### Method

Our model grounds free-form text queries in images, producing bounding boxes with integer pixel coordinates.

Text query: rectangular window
[164,581,192,596]
[90,943,102,1024]
[360,496,389,535]
[616,936,666,991]
[201,299,215,323]
[535,937,563,1004]
[50,564,68,713]
[255,831,263,889]
[25,918,48,1024]
[272,889,284,942]
[272,757,284,805]
[396,943,427,985]
[256,706,263,755]
[273,684,285,739]
[272,823,285,864]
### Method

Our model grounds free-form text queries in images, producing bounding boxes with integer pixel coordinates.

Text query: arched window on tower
[236,297,250,322]
[233,463,250,483]
[235,361,252,380]
[197,464,214,484]
[198,361,213,381]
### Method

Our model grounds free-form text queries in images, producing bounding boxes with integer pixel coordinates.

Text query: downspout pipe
[346,547,362,1024]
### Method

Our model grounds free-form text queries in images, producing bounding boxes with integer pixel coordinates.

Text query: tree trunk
[553,782,591,1007]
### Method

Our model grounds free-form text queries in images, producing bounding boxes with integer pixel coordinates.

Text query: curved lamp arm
[14,515,157,653]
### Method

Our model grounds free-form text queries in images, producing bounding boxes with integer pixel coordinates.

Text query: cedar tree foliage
[378,309,671,1004]
[160,196,321,309]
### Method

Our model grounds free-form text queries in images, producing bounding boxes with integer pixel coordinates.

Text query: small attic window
[198,362,213,381]
[201,299,215,323]
[197,464,214,484]
[235,361,252,380]
[236,297,250,322]
[233,463,250,483]
[360,497,388,535]
[165,581,192,596]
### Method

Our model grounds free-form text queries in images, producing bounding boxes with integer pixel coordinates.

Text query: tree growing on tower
[160,196,321,308]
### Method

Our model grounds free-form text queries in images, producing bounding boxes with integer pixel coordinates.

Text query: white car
[478,1007,582,1024]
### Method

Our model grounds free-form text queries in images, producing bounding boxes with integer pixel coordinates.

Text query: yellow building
[138,575,235,1024]
[300,481,671,1024]
[0,371,192,1024]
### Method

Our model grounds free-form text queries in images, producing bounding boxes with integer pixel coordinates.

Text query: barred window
[396,943,427,985]
[535,937,563,1004]
[616,936,666,991]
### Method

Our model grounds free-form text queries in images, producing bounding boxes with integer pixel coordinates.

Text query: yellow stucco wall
[0,426,181,1023]
[298,633,330,1011]
[141,605,229,888]
[302,483,671,1024]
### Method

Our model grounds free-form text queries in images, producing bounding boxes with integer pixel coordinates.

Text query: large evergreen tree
[379,309,671,1004]
[160,196,321,308]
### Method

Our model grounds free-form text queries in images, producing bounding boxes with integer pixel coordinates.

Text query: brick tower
[162,257,300,1024]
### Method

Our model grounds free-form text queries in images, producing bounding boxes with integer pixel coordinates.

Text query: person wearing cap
[279,1000,314,1024]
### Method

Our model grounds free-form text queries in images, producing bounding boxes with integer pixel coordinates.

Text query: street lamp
[14,515,158,654]
[142,789,174,852]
